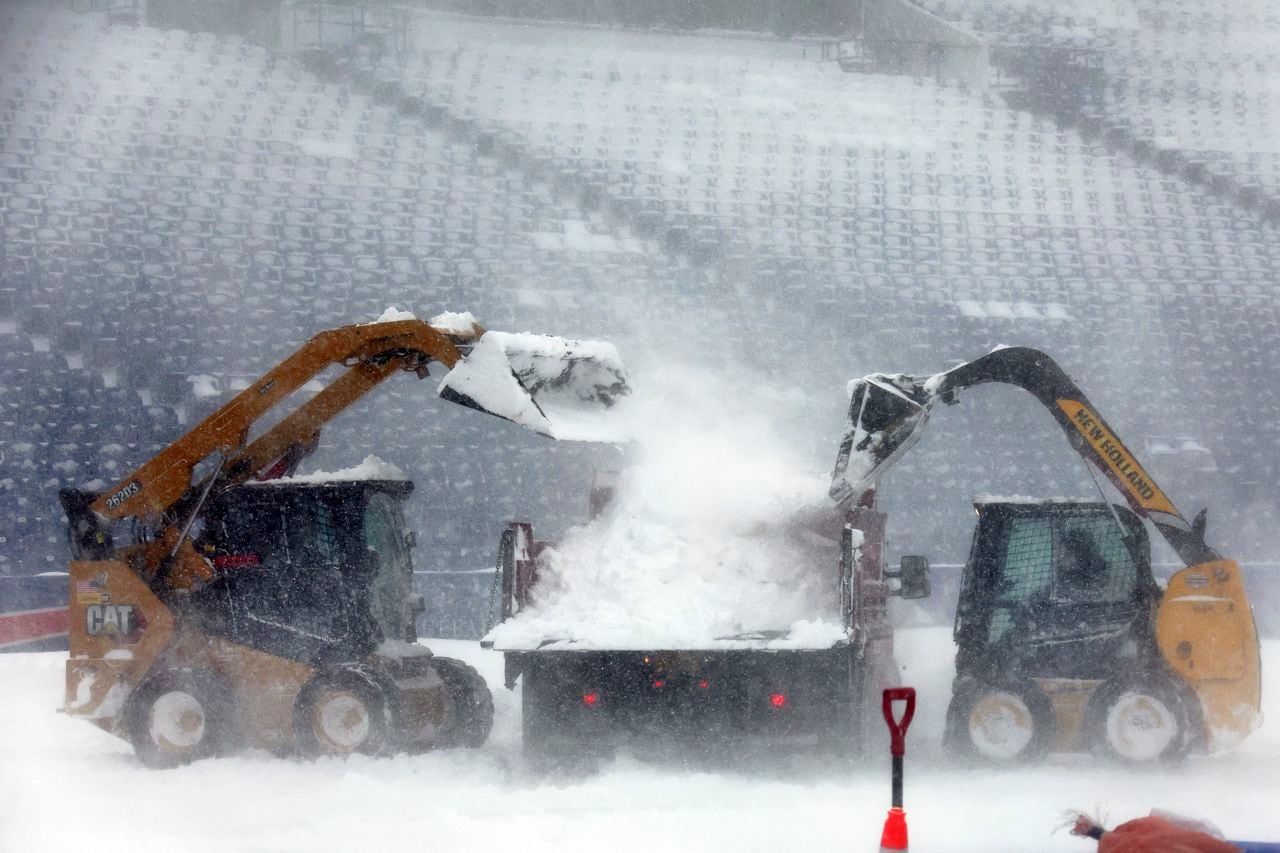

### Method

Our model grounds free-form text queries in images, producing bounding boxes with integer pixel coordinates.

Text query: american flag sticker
[75,572,107,605]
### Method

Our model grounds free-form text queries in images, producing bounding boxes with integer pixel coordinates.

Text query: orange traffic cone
[879,806,908,851]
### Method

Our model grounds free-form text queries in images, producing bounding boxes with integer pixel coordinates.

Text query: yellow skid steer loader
[62,313,628,767]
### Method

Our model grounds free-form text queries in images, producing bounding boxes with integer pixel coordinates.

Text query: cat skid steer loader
[60,313,629,767]
[830,346,1261,764]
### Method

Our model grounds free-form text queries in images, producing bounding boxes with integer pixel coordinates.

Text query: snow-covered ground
[2,629,1277,852]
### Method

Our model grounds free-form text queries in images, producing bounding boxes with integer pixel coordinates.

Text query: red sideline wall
[0,574,69,652]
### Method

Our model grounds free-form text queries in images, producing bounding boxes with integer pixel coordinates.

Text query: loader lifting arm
[72,319,482,593]
[93,319,469,526]
[832,346,1216,568]
[78,316,628,594]
[923,347,1217,567]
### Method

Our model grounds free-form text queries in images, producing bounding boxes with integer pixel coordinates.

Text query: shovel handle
[882,687,916,757]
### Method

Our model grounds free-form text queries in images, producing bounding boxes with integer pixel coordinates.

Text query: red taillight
[582,692,599,707]
[214,554,261,569]
[652,679,665,689]
[698,679,710,690]
[769,692,787,708]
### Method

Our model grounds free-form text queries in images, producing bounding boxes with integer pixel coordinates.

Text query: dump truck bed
[490,507,903,763]
[507,643,875,763]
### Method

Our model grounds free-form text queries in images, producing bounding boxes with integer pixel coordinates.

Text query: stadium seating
[0,7,648,570]
[1,3,1278,583]
[362,15,1280,452]
[910,0,1280,213]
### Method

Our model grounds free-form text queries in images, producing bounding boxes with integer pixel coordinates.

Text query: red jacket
[1099,816,1241,853]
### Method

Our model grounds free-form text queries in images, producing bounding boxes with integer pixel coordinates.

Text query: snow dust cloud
[486,362,848,650]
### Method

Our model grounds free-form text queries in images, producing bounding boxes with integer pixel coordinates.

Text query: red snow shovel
[880,687,916,853]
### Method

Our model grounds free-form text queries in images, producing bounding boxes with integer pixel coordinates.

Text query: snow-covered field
[2,629,1277,853]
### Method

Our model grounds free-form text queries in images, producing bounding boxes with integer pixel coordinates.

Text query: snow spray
[879,687,916,853]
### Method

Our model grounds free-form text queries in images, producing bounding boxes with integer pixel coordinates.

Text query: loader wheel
[293,665,397,758]
[1084,675,1199,764]
[946,678,1055,765]
[125,667,237,769]
[432,657,495,748]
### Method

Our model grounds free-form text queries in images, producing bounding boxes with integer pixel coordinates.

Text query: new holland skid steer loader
[60,313,629,767]
[830,346,1261,764]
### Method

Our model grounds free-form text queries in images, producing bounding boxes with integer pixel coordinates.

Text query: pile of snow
[493,331,630,443]
[438,332,556,435]
[486,366,846,650]
[428,310,481,335]
[438,331,631,442]
[255,454,407,485]
[365,306,484,335]
[368,306,417,324]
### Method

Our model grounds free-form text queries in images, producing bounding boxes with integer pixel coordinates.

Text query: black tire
[125,666,237,769]
[945,678,1056,765]
[293,664,397,758]
[1084,673,1200,765]
[432,657,495,749]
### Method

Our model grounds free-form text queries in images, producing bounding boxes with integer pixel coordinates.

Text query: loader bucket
[438,331,631,442]
[829,374,931,504]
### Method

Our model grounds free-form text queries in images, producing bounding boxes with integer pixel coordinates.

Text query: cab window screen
[211,497,338,569]
[996,517,1055,601]
[1054,514,1136,602]
[204,496,349,646]
[213,502,289,564]
[285,499,339,567]
[364,494,410,640]
[988,516,1054,643]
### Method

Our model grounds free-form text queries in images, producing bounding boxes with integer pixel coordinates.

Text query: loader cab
[953,500,1160,681]
[190,478,423,666]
